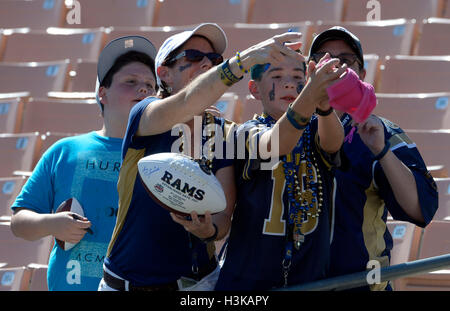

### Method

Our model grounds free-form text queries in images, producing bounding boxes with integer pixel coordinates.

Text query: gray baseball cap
[155,23,227,89]
[95,35,157,111]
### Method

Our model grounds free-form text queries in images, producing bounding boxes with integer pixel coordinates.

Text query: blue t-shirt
[12,131,122,291]
[215,115,339,290]
[330,114,439,290]
[105,97,235,286]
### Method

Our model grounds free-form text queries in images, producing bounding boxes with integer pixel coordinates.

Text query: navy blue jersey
[215,115,339,290]
[330,113,438,290]
[104,97,234,286]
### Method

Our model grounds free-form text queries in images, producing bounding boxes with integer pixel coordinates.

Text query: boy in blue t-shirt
[10,35,158,290]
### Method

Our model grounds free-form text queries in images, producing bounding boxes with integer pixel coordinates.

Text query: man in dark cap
[308,27,438,290]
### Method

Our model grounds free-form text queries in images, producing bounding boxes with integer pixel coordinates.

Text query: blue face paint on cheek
[297,83,304,94]
[269,82,275,101]
[178,63,192,72]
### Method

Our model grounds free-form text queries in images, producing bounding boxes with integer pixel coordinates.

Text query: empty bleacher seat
[434,195,450,221]
[0,60,69,98]
[248,0,344,24]
[0,133,42,177]
[104,26,185,55]
[362,54,380,87]
[214,92,241,123]
[314,19,417,58]
[0,0,65,29]
[386,220,423,290]
[398,220,450,290]
[62,0,156,28]
[0,266,32,291]
[0,176,27,218]
[377,55,450,93]
[27,263,48,291]
[17,96,102,134]
[153,0,250,26]
[415,17,450,56]
[221,22,312,59]
[428,165,449,179]
[406,129,450,171]
[373,92,450,130]
[66,59,97,92]
[343,0,444,21]
[2,28,104,62]
[0,92,29,133]
[0,222,53,268]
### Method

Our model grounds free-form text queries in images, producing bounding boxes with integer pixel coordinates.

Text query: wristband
[217,59,242,86]
[236,51,248,74]
[373,141,391,161]
[316,107,334,116]
[286,103,310,130]
[200,223,218,243]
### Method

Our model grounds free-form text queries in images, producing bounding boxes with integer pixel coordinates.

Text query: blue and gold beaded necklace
[256,113,324,287]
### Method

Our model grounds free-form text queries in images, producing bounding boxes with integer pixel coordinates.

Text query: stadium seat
[314,19,417,58]
[386,221,423,290]
[221,22,313,59]
[343,0,444,21]
[363,54,380,87]
[18,97,102,134]
[153,0,249,26]
[0,92,29,133]
[27,263,48,291]
[237,96,263,124]
[405,129,450,171]
[248,0,344,24]
[62,0,156,28]
[0,60,69,98]
[215,92,241,123]
[398,220,450,290]
[0,0,65,29]
[434,177,450,196]
[377,55,450,93]
[415,17,450,56]
[0,133,42,177]
[2,28,104,62]
[428,165,449,178]
[104,26,185,57]
[0,266,32,291]
[66,59,97,92]
[434,194,450,220]
[0,222,53,268]
[0,176,27,218]
[372,92,450,130]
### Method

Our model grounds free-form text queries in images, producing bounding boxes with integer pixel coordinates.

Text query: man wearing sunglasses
[101,23,305,291]
[308,27,438,291]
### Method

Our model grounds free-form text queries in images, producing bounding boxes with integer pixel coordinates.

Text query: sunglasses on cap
[164,49,224,66]
[310,52,362,67]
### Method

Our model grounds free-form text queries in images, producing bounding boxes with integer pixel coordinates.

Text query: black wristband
[200,223,218,243]
[373,141,391,161]
[316,107,334,116]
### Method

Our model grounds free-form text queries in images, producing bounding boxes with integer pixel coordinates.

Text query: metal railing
[276,253,450,291]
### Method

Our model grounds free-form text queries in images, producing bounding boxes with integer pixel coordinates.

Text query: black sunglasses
[164,49,224,66]
[311,52,362,67]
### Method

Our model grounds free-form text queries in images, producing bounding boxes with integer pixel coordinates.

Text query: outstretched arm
[138,33,305,136]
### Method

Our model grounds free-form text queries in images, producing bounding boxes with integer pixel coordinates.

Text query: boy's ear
[98,86,107,105]
[248,80,262,100]
[157,65,172,84]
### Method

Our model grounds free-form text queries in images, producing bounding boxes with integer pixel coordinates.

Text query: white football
[137,152,226,216]
[55,197,86,251]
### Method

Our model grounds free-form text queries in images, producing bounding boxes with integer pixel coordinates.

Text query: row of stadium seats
[1,0,450,29]
[388,220,450,290]
[1,17,450,63]
[0,53,450,100]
